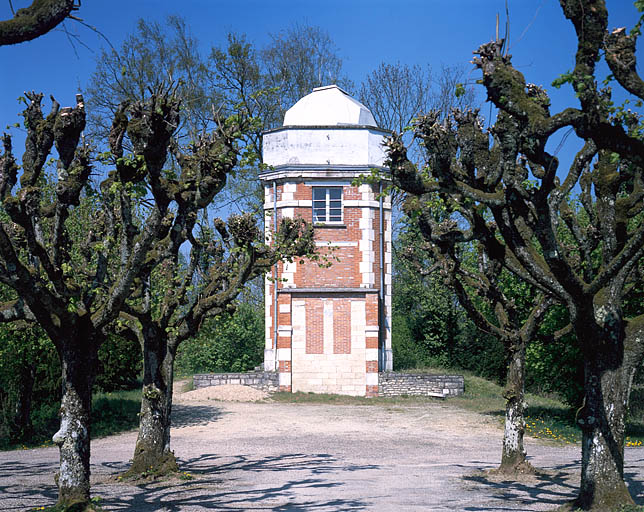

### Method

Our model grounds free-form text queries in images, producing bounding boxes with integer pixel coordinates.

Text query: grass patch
[1,388,141,451]
[271,390,443,406]
[91,389,141,439]
[451,372,644,446]
[453,373,581,444]
[180,378,195,392]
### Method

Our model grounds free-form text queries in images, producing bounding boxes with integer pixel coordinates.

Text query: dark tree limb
[388,1,644,505]
[606,27,644,99]
[0,298,36,323]
[0,0,76,46]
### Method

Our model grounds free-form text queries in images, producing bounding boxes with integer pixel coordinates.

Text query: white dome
[283,85,378,127]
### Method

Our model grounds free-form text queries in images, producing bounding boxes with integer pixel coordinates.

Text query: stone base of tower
[264,289,385,397]
[365,385,379,397]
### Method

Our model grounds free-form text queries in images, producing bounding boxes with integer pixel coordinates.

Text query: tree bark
[124,326,178,478]
[52,331,97,508]
[498,339,531,473]
[0,0,75,46]
[569,305,635,510]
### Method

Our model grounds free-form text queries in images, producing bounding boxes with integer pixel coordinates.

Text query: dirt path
[2,386,644,511]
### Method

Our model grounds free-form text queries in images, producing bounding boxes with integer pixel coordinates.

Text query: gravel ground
[1,385,644,511]
[181,383,269,402]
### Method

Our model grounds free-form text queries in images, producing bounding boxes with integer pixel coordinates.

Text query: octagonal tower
[262,85,392,397]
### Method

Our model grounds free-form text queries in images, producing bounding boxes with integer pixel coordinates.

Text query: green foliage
[0,320,60,445]
[0,286,140,447]
[450,320,507,384]
[94,334,142,392]
[91,390,141,438]
[391,215,507,381]
[391,218,458,370]
[0,327,141,448]
[392,272,458,370]
[16,400,60,449]
[175,302,264,375]
[0,389,141,451]
[525,336,584,408]
[551,70,574,89]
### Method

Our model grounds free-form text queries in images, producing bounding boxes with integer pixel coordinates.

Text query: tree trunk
[498,339,531,474]
[124,327,178,478]
[573,354,633,509]
[52,334,97,508]
[570,304,635,511]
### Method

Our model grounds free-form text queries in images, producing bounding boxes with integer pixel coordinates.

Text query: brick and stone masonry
[195,85,464,399]
[193,371,464,398]
[259,85,393,397]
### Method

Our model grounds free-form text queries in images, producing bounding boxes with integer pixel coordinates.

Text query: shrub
[95,334,142,392]
[176,302,264,375]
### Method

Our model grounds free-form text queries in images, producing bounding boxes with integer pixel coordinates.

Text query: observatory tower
[261,85,392,397]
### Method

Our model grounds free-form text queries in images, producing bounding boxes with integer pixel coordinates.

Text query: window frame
[312,186,344,225]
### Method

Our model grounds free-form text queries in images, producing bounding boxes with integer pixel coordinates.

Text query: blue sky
[1,1,642,166]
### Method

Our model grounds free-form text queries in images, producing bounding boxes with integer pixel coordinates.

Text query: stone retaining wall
[193,371,464,398]
[378,372,464,397]
[193,371,279,392]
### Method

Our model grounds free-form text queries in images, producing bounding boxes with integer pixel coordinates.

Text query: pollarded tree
[386,0,644,507]
[0,86,245,508]
[119,210,314,478]
[398,193,553,474]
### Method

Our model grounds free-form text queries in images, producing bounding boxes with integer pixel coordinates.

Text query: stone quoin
[261,85,393,397]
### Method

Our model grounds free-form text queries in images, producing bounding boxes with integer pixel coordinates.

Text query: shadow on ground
[626,455,644,502]
[0,459,59,510]
[461,457,644,510]
[1,452,376,510]
[171,403,226,428]
[0,458,57,479]
[93,452,378,510]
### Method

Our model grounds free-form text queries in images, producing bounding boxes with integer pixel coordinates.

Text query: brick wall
[333,298,351,354]
[263,178,393,394]
[291,295,368,396]
[306,298,324,354]
[295,180,366,290]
